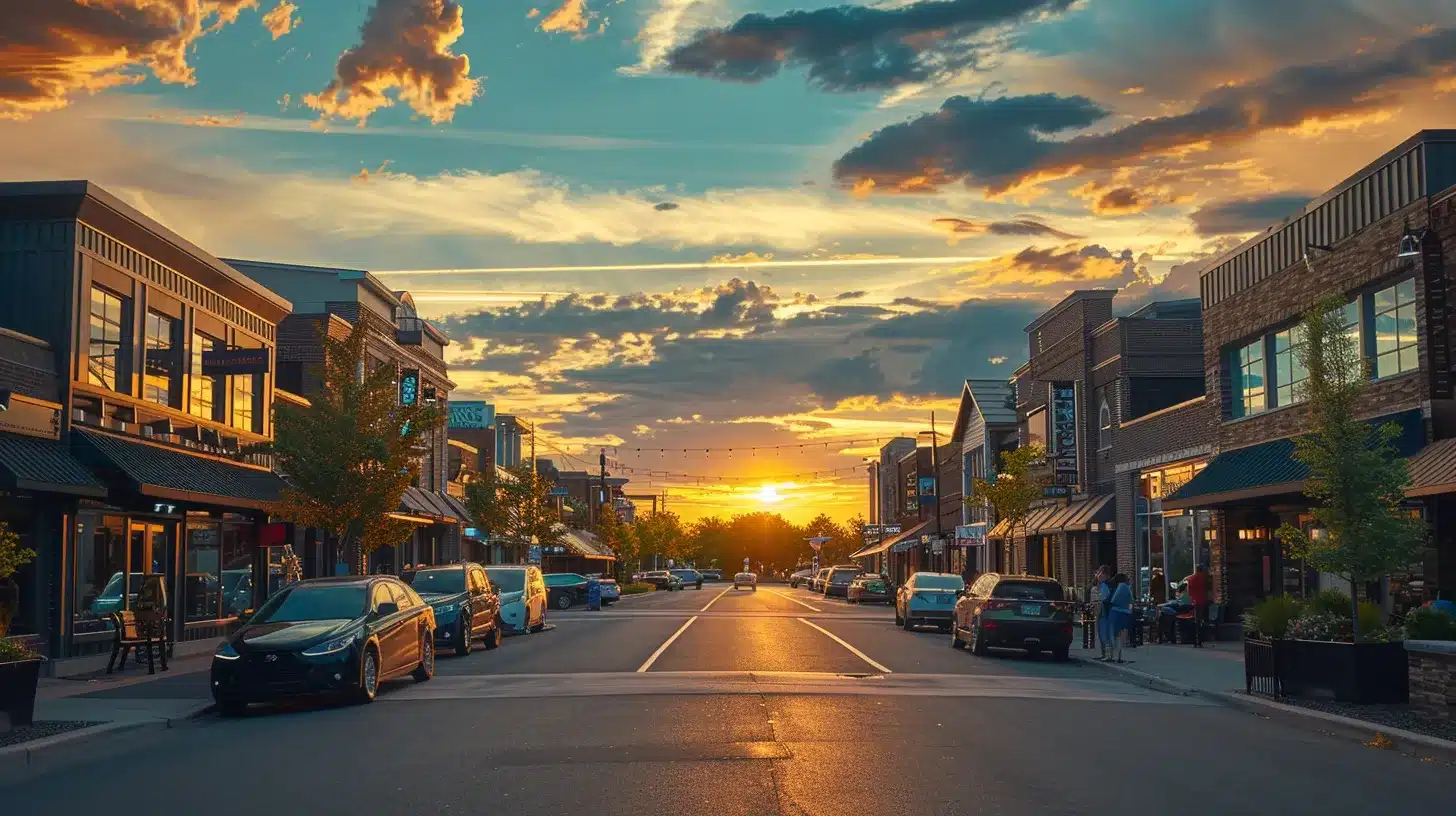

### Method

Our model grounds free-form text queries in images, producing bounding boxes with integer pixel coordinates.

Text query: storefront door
[128,521,174,628]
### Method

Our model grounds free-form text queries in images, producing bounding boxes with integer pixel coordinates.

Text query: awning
[1406,438,1456,498]
[0,432,107,497]
[1021,505,1061,537]
[558,528,616,561]
[1035,501,1080,533]
[75,429,282,510]
[439,492,474,524]
[851,537,895,558]
[890,520,932,552]
[1164,408,1425,510]
[987,518,1011,539]
[1058,494,1115,532]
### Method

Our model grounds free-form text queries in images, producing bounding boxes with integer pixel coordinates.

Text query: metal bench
[106,609,170,674]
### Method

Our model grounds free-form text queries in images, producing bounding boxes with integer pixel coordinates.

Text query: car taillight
[984,600,1012,611]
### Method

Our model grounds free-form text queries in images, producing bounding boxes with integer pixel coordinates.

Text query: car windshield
[992,581,1063,600]
[405,567,465,594]
[488,569,527,593]
[830,570,860,584]
[253,584,368,623]
[544,573,585,586]
[915,575,965,591]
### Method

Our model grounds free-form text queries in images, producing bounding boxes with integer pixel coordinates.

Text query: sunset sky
[4,0,1456,522]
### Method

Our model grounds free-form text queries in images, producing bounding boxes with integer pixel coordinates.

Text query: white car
[733,572,758,591]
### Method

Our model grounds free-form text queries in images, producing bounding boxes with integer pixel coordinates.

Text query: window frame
[230,371,259,434]
[1235,337,1267,417]
[1097,394,1112,450]
[1272,323,1308,408]
[143,309,180,408]
[87,285,129,393]
[1372,277,1419,379]
[190,331,223,422]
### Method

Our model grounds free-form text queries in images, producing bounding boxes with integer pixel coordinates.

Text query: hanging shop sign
[957,523,988,547]
[917,475,937,505]
[399,369,420,406]
[201,348,270,376]
[0,393,61,440]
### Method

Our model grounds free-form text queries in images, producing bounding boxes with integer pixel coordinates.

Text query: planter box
[1406,640,1456,721]
[1281,639,1408,704]
[0,657,42,730]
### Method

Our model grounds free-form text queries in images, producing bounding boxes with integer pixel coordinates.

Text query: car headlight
[215,642,240,660]
[434,602,460,616]
[301,634,356,656]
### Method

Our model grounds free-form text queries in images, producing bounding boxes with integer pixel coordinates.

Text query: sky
[3,0,1456,523]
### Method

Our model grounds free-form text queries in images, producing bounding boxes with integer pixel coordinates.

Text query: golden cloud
[0,0,258,120]
[539,0,596,35]
[261,0,298,39]
[304,0,482,125]
[957,244,1146,290]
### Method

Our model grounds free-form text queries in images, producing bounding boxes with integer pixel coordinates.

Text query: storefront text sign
[202,348,270,376]
[0,394,60,440]
[1049,382,1077,478]
[450,400,494,429]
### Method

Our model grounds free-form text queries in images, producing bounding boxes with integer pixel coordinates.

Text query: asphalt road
[6,582,1453,814]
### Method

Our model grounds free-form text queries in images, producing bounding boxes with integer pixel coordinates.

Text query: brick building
[995,291,1205,592]
[1166,129,1456,618]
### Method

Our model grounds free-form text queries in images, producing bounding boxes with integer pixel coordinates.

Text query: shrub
[1289,611,1351,642]
[0,636,39,662]
[1306,588,1353,617]
[619,582,653,596]
[1405,607,1456,641]
[1356,601,1388,638]
[1244,595,1302,639]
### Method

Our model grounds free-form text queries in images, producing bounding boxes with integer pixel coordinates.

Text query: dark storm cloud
[1091,187,1144,215]
[654,201,680,211]
[665,0,1075,92]
[1189,194,1312,236]
[835,27,1456,193]
[804,351,888,404]
[891,296,939,309]
[835,290,867,301]
[785,304,893,327]
[933,215,1083,242]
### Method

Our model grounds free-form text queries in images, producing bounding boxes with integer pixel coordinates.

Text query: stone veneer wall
[1407,641,1456,722]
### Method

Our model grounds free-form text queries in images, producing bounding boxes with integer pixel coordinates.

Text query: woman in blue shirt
[1108,573,1134,664]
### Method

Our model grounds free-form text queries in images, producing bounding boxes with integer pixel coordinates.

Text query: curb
[1076,654,1212,700]
[0,702,214,787]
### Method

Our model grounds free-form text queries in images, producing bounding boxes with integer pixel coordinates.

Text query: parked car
[641,570,684,591]
[488,565,548,634]
[733,572,758,591]
[895,572,965,632]
[789,567,816,589]
[847,574,892,604]
[670,569,704,590]
[953,573,1074,660]
[403,562,502,655]
[211,576,435,715]
[543,572,591,610]
[810,568,832,593]
[823,565,864,597]
[701,570,724,582]
[592,575,620,604]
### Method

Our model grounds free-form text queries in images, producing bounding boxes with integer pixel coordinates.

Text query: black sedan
[211,576,435,715]
[404,562,502,655]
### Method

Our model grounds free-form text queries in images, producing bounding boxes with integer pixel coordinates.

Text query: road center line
[766,588,819,612]
[636,615,698,673]
[699,587,732,612]
[798,617,892,674]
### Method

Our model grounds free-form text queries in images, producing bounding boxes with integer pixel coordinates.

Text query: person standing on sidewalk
[1186,564,1211,646]
[1108,573,1134,663]
[1092,565,1114,659]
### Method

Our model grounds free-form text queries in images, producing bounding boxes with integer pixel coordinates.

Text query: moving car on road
[953,574,1074,660]
[670,568,705,590]
[788,567,816,588]
[895,572,965,632]
[544,572,591,609]
[810,568,832,593]
[823,565,864,597]
[641,570,684,591]
[490,565,548,633]
[211,576,435,715]
[701,570,723,582]
[847,574,892,604]
[733,572,757,591]
[404,562,502,655]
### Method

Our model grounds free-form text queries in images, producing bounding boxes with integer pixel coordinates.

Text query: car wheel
[355,647,380,704]
[556,593,574,610]
[456,617,472,656]
[216,699,248,718]
[971,626,987,656]
[484,617,503,650]
[902,613,914,631]
[412,634,435,682]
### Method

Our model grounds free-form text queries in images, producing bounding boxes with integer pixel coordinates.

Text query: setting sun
[755,484,783,505]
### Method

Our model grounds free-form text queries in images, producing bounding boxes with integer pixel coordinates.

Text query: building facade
[955,379,1018,574]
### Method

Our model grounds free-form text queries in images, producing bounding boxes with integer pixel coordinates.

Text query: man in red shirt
[1186,565,1211,646]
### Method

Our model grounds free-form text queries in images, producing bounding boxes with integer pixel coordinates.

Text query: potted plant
[1269,295,1426,704]
[0,635,42,731]
[0,521,36,638]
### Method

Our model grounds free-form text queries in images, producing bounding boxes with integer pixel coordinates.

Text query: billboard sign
[449,400,495,429]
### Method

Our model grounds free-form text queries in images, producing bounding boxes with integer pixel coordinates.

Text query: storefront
[1133,460,1209,602]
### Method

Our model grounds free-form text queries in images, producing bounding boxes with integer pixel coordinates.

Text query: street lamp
[1398,222,1428,259]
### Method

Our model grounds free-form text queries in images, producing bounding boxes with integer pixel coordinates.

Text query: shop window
[1025,407,1047,450]
[72,514,128,634]
[190,332,223,422]
[143,310,180,408]
[1098,395,1112,450]
[88,285,128,392]
[1273,324,1308,406]
[1235,338,1266,416]
[231,373,258,433]
[1373,278,1418,378]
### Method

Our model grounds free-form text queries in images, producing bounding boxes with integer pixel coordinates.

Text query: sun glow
[755,484,783,505]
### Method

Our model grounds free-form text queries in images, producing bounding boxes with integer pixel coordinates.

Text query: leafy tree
[268,326,442,574]
[1275,295,1427,641]
[0,520,36,637]
[635,511,685,567]
[972,444,1046,574]
[594,500,637,574]
[686,516,734,568]
[463,460,566,553]
[802,513,851,564]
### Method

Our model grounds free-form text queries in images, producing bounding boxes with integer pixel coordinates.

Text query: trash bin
[587,579,601,611]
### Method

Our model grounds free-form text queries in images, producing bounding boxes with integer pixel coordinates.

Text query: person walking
[1108,573,1134,663]
[1186,564,1211,646]
[1091,565,1114,659]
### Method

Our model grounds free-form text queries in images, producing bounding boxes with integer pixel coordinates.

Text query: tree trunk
[1349,575,1361,642]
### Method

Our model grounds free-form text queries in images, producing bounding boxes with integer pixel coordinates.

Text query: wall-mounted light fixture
[1398,220,1428,259]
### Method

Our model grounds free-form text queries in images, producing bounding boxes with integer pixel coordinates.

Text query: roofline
[0,182,293,317]
[1024,289,1118,333]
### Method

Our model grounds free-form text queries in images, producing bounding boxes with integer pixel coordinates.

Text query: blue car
[895,572,966,631]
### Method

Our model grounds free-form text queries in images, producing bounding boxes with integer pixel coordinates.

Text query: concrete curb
[1076,655,1213,700]
[0,702,214,786]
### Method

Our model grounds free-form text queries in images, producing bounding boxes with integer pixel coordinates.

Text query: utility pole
[528,420,536,564]
[599,448,608,532]
[930,411,944,573]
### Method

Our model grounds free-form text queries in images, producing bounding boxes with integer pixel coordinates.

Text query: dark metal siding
[0,220,77,352]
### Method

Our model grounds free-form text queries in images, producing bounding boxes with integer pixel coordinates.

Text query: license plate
[1021,604,1041,616]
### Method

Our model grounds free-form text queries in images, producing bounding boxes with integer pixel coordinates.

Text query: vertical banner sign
[917,475,937,505]
[400,369,421,406]
[1049,382,1078,490]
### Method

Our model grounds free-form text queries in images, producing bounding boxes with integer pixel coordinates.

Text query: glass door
[127,521,174,612]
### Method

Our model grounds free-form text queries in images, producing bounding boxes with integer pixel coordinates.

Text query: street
[4,584,1453,814]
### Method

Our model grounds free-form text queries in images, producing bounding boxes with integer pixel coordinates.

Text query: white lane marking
[636,615,699,673]
[798,617,892,674]
[699,586,732,612]
[766,588,819,612]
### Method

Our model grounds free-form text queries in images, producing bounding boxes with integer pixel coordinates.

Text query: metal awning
[889,520,932,552]
[75,429,281,510]
[1406,438,1456,498]
[1021,505,1061,537]
[440,492,474,524]
[1059,494,1115,532]
[0,432,107,497]
[1034,502,1079,533]
[987,518,1011,539]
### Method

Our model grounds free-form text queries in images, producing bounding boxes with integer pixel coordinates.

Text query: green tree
[972,444,1046,574]
[0,520,36,636]
[802,513,851,564]
[594,501,637,575]
[635,511,685,568]
[686,516,734,568]
[1275,295,1427,641]
[268,326,442,574]
[464,461,566,553]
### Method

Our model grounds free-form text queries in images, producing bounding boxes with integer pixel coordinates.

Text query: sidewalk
[2,653,214,783]
[1076,638,1245,696]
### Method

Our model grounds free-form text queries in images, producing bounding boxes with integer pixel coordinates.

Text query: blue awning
[1164,409,1425,510]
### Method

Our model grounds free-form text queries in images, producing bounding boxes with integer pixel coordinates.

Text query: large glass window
[1098,394,1112,449]
[143,310,179,408]
[190,332,222,421]
[88,286,127,392]
[72,513,128,634]
[1237,339,1266,416]
[1025,408,1047,449]
[231,374,257,432]
[1373,278,1418,378]
[1273,324,1308,406]
[184,525,221,622]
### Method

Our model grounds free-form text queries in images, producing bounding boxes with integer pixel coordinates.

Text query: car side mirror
[376,602,399,617]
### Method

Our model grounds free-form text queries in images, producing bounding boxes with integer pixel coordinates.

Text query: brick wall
[1114,471,1137,578]
[1408,646,1456,722]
